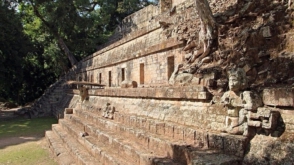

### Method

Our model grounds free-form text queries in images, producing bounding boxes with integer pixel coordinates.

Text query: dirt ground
[0,136,43,149]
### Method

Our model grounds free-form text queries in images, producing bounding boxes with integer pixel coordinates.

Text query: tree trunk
[195,0,218,58]
[57,38,78,66]
[32,4,78,67]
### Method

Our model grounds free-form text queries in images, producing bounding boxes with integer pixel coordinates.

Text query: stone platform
[42,0,294,164]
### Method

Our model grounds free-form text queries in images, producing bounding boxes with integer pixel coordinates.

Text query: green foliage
[0,4,58,104]
[117,0,151,15]
[0,4,37,104]
[0,0,155,105]
[19,0,114,59]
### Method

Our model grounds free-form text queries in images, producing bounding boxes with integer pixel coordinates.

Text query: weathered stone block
[124,115,132,125]
[198,92,211,100]
[184,114,194,126]
[97,131,109,144]
[136,132,149,149]
[129,116,137,127]
[174,126,184,141]
[115,112,124,123]
[156,122,165,135]
[137,117,147,129]
[139,88,148,97]
[76,103,82,109]
[149,120,157,134]
[148,138,169,156]
[263,88,294,107]
[185,91,194,99]
[210,121,224,131]
[65,108,73,114]
[195,130,208,148]
[147,88,156,98]
[164,123,174,138]
[184,128,196,145]
[261,26,272,38]
[222,134,247,157]
[287,124,294,131]
[282,113,294,124]
[208,133,224,150]
[111,139,121,154]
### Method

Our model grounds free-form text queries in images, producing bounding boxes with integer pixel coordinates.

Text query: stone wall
[77,0,244,87]
[76,0,198,86]
[81,46,183,87]
[74,95,226,132]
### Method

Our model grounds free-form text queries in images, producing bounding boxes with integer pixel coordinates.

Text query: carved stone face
[229,76,241,92]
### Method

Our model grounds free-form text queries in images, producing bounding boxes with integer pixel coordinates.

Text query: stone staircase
[28,64,81,118]
[46,101,246,165]
[27,78,67,117]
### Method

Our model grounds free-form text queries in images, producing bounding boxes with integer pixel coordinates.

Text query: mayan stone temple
[31,0,294,164]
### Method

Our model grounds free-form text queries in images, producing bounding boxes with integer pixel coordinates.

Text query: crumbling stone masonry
[43,0,294,164]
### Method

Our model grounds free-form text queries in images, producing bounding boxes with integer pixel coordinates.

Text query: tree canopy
[0,0,157,105]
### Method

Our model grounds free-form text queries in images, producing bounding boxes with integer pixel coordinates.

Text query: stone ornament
[120,80,138,88]
[249,107,280,135]
[102,103,115,119]
[168,64,198,86]
[78,86,89,102]
[221,68,263,136]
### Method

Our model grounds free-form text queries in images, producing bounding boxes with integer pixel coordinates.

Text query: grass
[0,117,57,138]
[0,141,57,165]
[0,117,58,165]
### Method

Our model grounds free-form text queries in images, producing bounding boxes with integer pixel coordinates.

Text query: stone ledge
[68,86,211,100]
[263,88,294,107]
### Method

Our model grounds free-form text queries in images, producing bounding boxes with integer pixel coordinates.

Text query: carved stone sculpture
[168,64,199,86]
[249,107,280,135]
[78,86,89,102]
[102,103,115,119]
[120,80,138,88]
[221,68,263,136]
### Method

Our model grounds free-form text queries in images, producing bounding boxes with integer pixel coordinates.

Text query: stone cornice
[67,86,211,100]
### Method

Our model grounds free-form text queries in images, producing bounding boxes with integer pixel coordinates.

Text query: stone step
[72,111,200,163]
[188,149,242,165]
[115,112,247,157]
[61,117,181,165]
[51,124,100,165]
[67,111,242,164]
[73,110,215,163]
[75,108,247,158]
[63,115,179,165]
[68,112,179,159]
[45,131,77,165]
[82,108,190,142]
[58,119,131,165]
